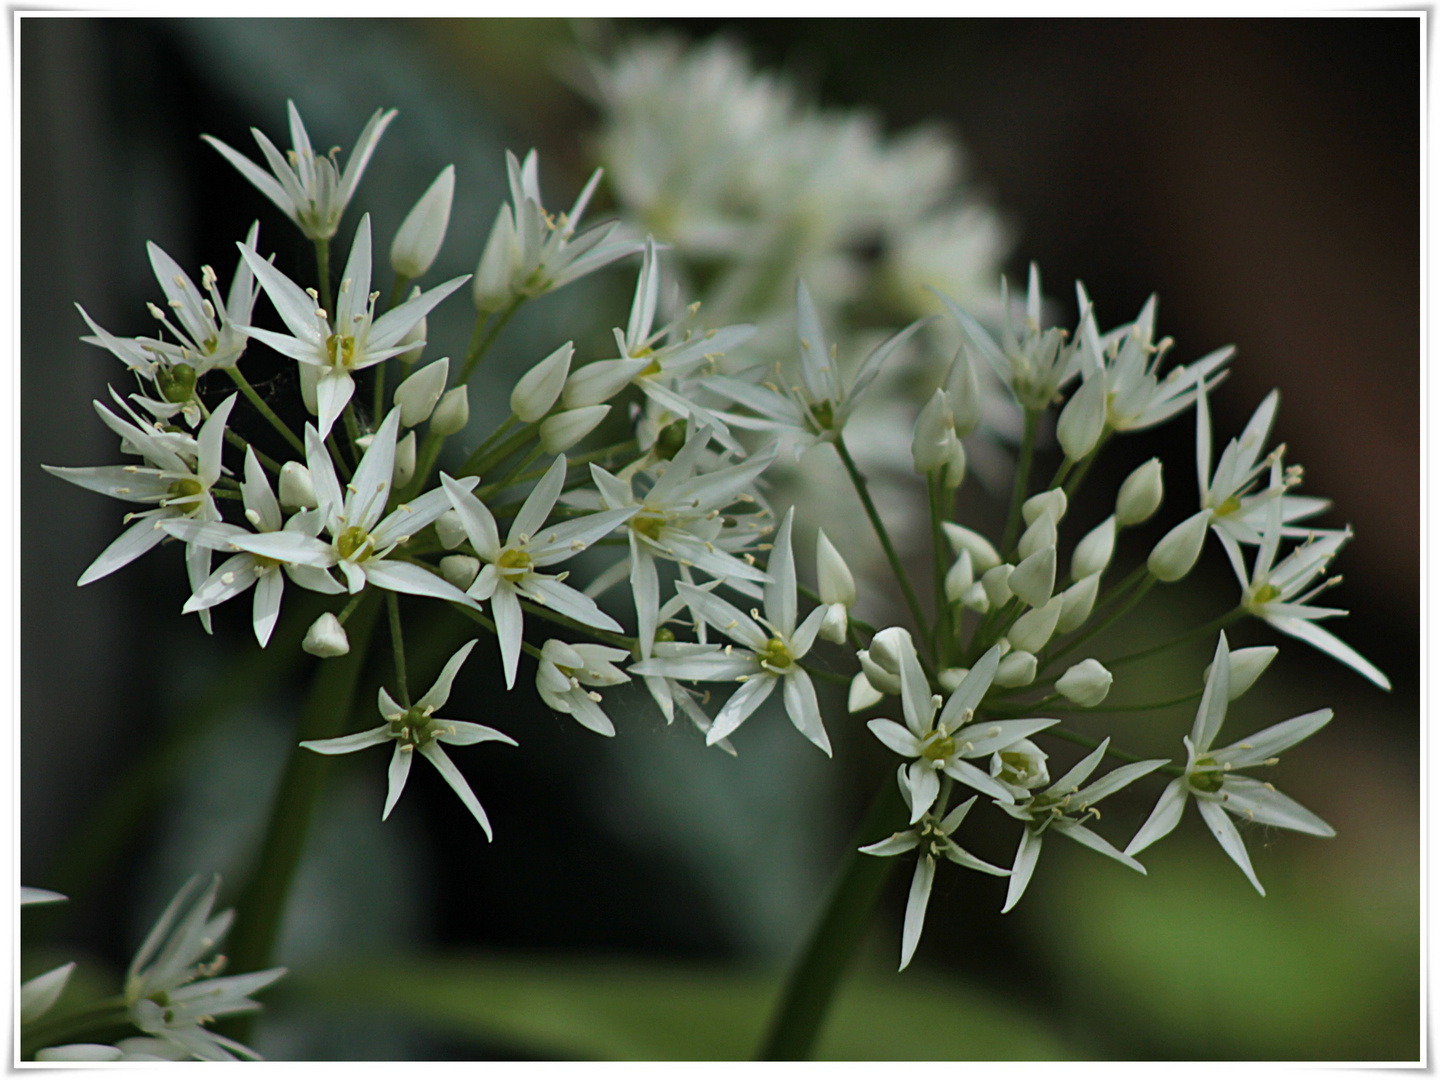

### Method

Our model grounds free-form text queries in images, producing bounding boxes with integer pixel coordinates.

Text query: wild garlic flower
[867,637,1058,817]
[1126,633,1335,894]
[706,280,925,455]
[1231,471,1390,690]
[238,215,468,440]
[442,455,636,690]
[302,640,516,835]
[535,639,631,737]
[44,392,234,595]
[860,784,1008,971]
[587,422,775,655]
[999,739,1167,913]
[163,447,345,646]
[203,100,395,240]
[630,507,830,754]
[472,149,643,312]
[200,411,480,610]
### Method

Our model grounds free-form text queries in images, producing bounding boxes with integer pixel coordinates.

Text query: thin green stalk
[1044,574,1156,672]
[222,428,282,474]
[225,368,305,456]
[20,996,129,1059]
[928,474,954,667]
[325,433,354,482]
[757,775,907,1060]
[461,422,537,479]
[372,358,388,424]
[387,592,410,708]
[1104,607,1245,668]
[458,298,521,385]
[452,602,545,662]
[1001,408,1041,556]
[834,435,931,657]
[387,274,410,313]
[314,238,332,317]
[342,404,363,460]
[517,598,638,655]
[398,429,445,506]
[799,662,851,687]
[1047,726,1183,777]
[1062,429,1113,500]
[225,592,382,979]
[466,413,519,468]
[796,583,877,640]
[478,445,545,501]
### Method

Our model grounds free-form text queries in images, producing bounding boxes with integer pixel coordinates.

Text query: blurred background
[20,17,1418,1060]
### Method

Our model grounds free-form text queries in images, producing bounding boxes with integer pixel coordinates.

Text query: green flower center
[327,333,357,368]
[497,548,533,573]
[922,734,956,763]
[156,364,197,403]
[389,706,437,748]
[808,400,836,431]
[654,420,688,461]
[996,750,1040,787]
[167,477,203,502]
[654,626,676,644]
[336,525,374,561]
[1189,756,1226,793]
[758,637,793,670]
[631,514,665,541]
[1251,583,1280,606]
[1215,494,1243,517]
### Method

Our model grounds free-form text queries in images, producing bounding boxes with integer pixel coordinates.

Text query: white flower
[204,101,395,240]
[536,639,631,736]
[443,455,635,689]
[859,782,1008,970]
[1230,472,1390,690]
[630,507,830,754]
[1126,633,1335,894]
[238,215,468,439]
[163,447,345,645]
[472,149,643,312]
[866,638,1058,817]
[390,164,455,279]
[706,280,926,455]
[999,739,1167,913]
[302,640,516,834]
[111,874,284,1061]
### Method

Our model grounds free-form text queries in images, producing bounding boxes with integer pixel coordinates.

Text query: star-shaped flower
[301,640,516,835]
[535,639,631,736]
[1125,632,1335,894]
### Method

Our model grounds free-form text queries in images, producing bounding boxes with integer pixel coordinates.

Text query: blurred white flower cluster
[30,31,1389,1050]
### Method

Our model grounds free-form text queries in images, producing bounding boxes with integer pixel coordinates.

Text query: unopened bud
[430,386,470,436]
[960,581,991,613]
[435,508,467,549]
[393,431,417,488]
[1117,458,1164,526]
[819,603,849,645]
[867,626,913,675]
[302,612,349,657]
[848,671,884,712]
[816,528,856,607]
[1022,488,1067,527]
[299,361,321,416]
[1072,515,1116,580]
[473,204,519,312]
[912,388,956,473]
[1056,572,1100,634]
[1017,512,1057,561]
[945,345,983,437]
[942,523,1001,573]
[1008,595,1063,653]
[390,165,455,279]
[944,549,975,604]
[981,564,1014,607]
[1148,509,1211,582]
[397,305,427,367]
[512,341,574,422]
[1056,658,1113,707]
[440,554,481,591]
[278,461,318,509]
[1057,371,1107,460]
[394,357,450,427]
[1009,545,1056,609]
[1205,645,1279,700]
[540,405,609,453]
[994,650,1038,688]
[937,667,968,693]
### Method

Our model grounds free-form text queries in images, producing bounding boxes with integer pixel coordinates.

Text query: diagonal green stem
[225,368,305,456]
[1001,408,1041,556]
[314,237,332,318]
[1103,607,1245,668]
[387,592,410,708]
[458,298,522,385]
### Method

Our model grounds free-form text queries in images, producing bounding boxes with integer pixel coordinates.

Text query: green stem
[20,996,130,1059]
[222,428,282,474]
[458,298,521,385]
[799,662,852,687]
[1103,608,1245,668]
[1062,429,1113,500]
[478,446,545,501]
[314,237,332,317]
[399,429,445,506]
[225,368,305,456]
[325,433,354,482]
[757,775,907,1060]
[452,602,545,662]
[1044,574,1156,672]
[387,274,410,313]
[460,423,537,479]
[225,592,382,980]
[1001,408,1041,556]
[517,599,638,655]
[1047,726,1183,777]
[928,473,954,667]
[387,592,410,708]
[834,436,931,656]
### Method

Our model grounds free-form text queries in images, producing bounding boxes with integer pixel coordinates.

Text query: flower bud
[473,204,519,312]
[994,649,1038,688]
[816,528,856,607]
[911,388,953,471]
[1116,458,1164,526]
[1008,595,1063,653]
[1057,371,1107,460]
[867,627,913,675]
[1022,488,1067,527]
[440,553,481,591]
[393,431,417,488]
[857,651,901,696]
[540,405,609,453]
[945,345,984,437]
[1147,509,1211,582]
[819,603,849,645]
[1072,515,1116,580]
[1017,512,1057,561]
[1056,658,1113,707]
[430,386,470,436]
[391,164,455,279]
[944,549,975,604]
[1009,545,1056,609]
[960,581,990,613]
[278,461,318,510]
[1056,572,1100,634]
[303,612,349,657]
[512,341,574,422]
[394,357,450,427]
[435,508,467,550]
[942,522,1001,573]
[981,563,1013,607]
[397,305,427,367]
[848,671,884,713]
[1205,645,1279,700]
[937,667,968,693]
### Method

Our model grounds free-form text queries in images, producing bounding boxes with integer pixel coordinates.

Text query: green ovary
[167,477,203,501]
[326,333,356,368]
[1189,757,1225,793]
[631,515,665,541]
[758,637,793,670]
[808,400,835,431]
[336,525,374,561]
[922,734,956,763]
[1251,583,1280,605]
[497,548,533,576]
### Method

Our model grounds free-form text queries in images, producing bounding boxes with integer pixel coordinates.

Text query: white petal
[899,854,936,971]
[420,743,493,839]
[300,725,392,755]
[1125,777,1189,856]
[383,743,412,820]
[492,587,524,690]
[1002,828,1041,914]
[415,640,479,712]
[706,672,778,745]
[1220,776,1334,837]
[1197,796,1265,895]
[782,666,830,756]
[1264,615,1391,691]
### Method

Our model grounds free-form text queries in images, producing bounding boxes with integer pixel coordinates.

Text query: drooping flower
[535,639,631,737]
[302,640,516,835]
